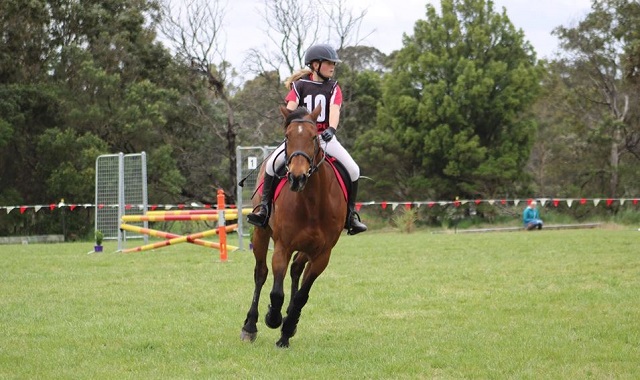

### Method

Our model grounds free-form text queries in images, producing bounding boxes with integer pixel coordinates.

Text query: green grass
[1,228,639,379]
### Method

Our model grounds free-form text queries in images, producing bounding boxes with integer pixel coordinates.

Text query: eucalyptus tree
[552,0,640,197]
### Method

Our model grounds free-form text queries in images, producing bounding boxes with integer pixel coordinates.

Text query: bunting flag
[1,197,639,215]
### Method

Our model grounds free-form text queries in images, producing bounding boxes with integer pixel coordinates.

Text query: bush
[392,208,418,233]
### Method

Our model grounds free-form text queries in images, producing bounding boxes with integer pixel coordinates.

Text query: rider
[247,43,367,235]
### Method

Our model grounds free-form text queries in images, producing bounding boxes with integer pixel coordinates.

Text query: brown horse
[240,105,347,348]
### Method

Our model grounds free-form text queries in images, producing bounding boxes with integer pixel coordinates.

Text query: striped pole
[145,209,252,216]
[217,189,228,262]
[122,214,238,222]
[120,223,220,249]
[120,224,238,253]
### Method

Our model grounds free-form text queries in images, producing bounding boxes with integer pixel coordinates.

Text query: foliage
[1,0,639,238]
[94,230,103,245]
[356,0,542,201]
[391,207,418,233]
[545,0,640,197]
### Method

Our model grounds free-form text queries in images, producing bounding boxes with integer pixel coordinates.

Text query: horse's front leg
[276,251,330,348]
[265,245,291,330]
[240,228,270,342]
[287,252,307,315]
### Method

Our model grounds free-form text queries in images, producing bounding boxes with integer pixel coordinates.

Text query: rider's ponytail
[284,68,312,89]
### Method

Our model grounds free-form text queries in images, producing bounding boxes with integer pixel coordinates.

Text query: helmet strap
[315,61,330,82]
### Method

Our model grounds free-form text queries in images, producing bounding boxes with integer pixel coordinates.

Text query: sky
[216,0,593,77]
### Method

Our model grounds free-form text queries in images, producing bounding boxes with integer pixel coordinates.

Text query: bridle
[284,118,326,179]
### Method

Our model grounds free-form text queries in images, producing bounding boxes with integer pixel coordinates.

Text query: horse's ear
[310,104,322,120]
[280,105,291,119]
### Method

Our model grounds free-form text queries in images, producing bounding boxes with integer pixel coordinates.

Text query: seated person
[523,200,543,230]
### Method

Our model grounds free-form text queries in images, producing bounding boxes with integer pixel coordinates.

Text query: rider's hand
[320,127,336,142]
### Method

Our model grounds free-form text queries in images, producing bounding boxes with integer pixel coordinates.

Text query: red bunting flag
[553,199,559,207]
[20,206,27,214]
[125,204,132,210]
[580,198,587,205]
[204,204,212,209]
[178,204,185,209]
[428,202,435,208]
[404,203,411,210]
[98,204,104,209]
[49,203,56,211]
[151,204,158,211]
[355,203,362,212]
[474,199,482,205]
[381,201,388,210]
[454,201,461,207]
[606,199,614,207]
[501,199,507,205]
[69,204,76,211]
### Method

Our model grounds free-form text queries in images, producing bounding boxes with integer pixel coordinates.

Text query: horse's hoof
[240,329,257,343]
[265,310,282,329]
[275,338,290,348]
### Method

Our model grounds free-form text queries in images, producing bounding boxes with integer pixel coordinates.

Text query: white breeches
[265,137,360,181]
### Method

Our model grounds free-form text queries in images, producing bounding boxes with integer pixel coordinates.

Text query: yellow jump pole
[122,214,238,222]
[145,208,253,216]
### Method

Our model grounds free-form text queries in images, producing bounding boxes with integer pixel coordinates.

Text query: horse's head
[281,105,322,192]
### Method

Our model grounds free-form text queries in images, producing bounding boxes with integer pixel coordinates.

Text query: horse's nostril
[288,174,307,192]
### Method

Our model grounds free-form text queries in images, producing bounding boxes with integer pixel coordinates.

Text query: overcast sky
[216,0,592,75]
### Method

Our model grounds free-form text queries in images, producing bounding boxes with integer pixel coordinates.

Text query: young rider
[247,43,367,235]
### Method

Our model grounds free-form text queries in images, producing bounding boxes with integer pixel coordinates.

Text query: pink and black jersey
[285,76,343,132]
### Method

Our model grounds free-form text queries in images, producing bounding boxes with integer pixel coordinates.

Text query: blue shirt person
[523,200,543,230]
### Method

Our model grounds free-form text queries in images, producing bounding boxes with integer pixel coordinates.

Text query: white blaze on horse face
[298,125,303,134]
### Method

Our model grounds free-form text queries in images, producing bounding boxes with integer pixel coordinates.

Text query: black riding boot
[247,174,275,228]
[346,180,367,235]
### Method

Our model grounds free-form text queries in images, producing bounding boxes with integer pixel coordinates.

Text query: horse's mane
[284,107,311,128]
[284,68,312,89]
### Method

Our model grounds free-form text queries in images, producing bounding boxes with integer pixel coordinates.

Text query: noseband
[285,118,325,178]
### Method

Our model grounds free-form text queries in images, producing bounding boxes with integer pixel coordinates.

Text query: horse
[240,104,348,348]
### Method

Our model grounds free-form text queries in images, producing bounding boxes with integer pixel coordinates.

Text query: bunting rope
[1,197,639,215]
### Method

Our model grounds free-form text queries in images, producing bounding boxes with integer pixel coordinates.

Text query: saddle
[258,156,350,202]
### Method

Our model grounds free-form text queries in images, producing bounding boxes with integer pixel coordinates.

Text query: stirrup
[247,205,269,227]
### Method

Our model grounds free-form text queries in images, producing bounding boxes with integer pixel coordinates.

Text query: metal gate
[235,145,279,250]
[95,152,148,251]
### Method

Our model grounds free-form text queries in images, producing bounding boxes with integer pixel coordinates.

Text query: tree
[552,0,640,197]
[0,0,189,236]
[246,0,368,76]
[357,0,542,201]
[159,0,242,201]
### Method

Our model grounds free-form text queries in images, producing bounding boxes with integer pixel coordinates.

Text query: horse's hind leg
[240,228,270,342]
[276,252,330,348]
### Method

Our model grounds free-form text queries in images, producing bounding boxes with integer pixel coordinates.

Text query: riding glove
[321,127,336,142]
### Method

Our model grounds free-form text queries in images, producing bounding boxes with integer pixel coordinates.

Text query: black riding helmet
[305,44,342,65]
[304,44,341,81]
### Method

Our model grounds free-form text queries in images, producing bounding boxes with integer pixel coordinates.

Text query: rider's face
[316,61,336,78]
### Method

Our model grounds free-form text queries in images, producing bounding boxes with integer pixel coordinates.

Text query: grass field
[1,228,639,379]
